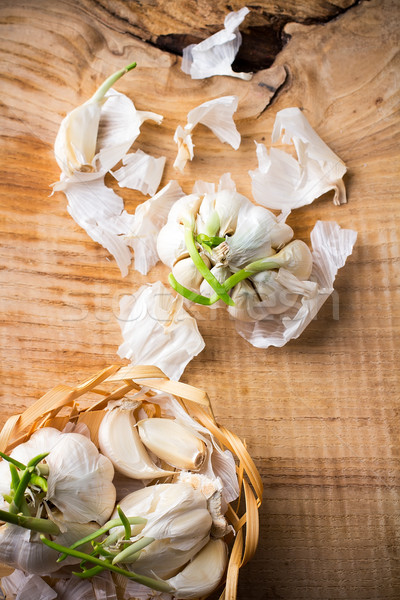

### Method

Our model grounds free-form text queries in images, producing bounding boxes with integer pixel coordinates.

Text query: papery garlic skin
[167,539,228,599]
[112,149,166,196]
[98,401,175,480]
[1,569,58,600]
[138,419,207,471]
[0,428,116,526]
[173,96,240,172]
[250,107,347,210]
[109,483,213,579]
[117,281,205,381]
[182,7,252,80]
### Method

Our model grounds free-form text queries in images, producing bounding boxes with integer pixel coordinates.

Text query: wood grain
[0,0,399,598]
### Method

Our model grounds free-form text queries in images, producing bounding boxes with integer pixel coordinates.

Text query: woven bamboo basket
[0,364,262,600]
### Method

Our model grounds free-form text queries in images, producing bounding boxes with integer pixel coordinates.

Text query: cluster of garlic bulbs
[1,391,237,599]
[157,174,314,322]
[0,428,116,574]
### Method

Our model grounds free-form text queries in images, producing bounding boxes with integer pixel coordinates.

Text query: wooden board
[0,0,399,598]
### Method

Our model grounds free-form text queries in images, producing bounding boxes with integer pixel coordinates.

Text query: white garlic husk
[0,428,116,526]
[252,270,299,315]
[98,400,175,480]
[167,538,228,599]
[0,517,98,575]
[137,418,207,471]
[108,483,213,579]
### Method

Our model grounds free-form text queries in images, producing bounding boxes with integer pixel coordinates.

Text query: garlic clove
[172,253,210,291]
[200,264,231,301]
[137,418,207,471]
[98,403,175,480]
[269,239,313,280]
[227,280,265,322]
[167,539,228,599]
[214,188,248,236]
[252,270,299,315]
[157,221,187,268]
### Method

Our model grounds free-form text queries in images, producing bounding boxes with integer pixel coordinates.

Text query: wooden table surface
[0,1,399,598]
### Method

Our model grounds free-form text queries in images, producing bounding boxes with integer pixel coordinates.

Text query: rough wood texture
[0,0,399,598]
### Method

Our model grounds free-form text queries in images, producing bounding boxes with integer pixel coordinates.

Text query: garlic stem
[27,452,50,468]
[40,535,173,593]
[29,474,48,492]
[0,451,26,470]
[184,225,234,306]
[75,565,105,579]
[0,509,61,535]
[111,536,154,565]
[170,257,281,306]
[90,62,137,104]
[57,515,147,562]
[11,467,34,513]
[9,464,20,492]
[117,505,132,541]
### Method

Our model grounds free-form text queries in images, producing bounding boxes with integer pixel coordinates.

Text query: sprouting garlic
[167,539,228,599]
[108,483,213,579]
[0,428,116,526]
[54,63,137,178]
[98,401,175,480]
[137,418,207,471]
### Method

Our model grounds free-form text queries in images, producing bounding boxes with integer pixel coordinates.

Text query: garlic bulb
[137,418,207,471]
[98,401,175,479]
[108,483,213,579]
[157,174,313,322]
[167,539,228,599]
[0,427,116,526]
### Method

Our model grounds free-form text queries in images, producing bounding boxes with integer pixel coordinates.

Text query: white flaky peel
[182,7,252,80]
[117,281,205,381]
[112,149,166,196]
[123,180,185,275]
[53,67,165,277]
[173,96,240,172]
[250,107,347,209]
